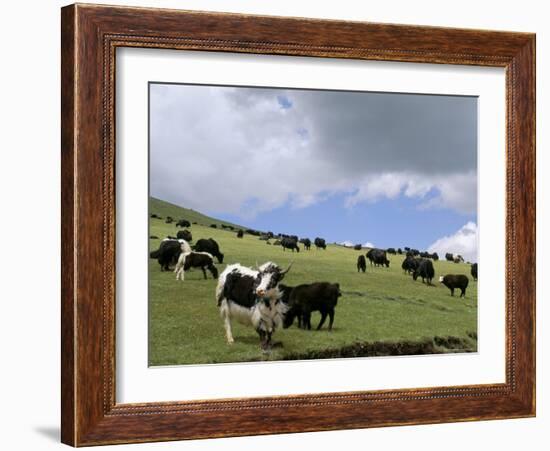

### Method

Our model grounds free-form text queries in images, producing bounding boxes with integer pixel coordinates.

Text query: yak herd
[149,213,477,350]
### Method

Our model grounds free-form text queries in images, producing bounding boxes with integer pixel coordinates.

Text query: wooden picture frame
[61,3,535,446]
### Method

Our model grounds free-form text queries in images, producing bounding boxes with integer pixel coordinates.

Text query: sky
[149,83,478,261]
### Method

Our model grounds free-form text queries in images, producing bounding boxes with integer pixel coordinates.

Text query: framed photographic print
[61,3,535,446]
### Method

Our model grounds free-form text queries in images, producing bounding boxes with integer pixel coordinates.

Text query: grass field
[148,197,477,366]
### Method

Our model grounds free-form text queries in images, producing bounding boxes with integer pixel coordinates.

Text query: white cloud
[428,222,478,262]
[150,84,477,218]
[340,240,375,248]
[339,241,354,247]
[345,171,477,214]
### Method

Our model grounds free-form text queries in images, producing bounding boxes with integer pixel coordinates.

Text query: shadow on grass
[281,334,477,361]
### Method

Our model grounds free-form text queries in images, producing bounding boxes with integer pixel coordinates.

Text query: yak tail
[215,283,225,306]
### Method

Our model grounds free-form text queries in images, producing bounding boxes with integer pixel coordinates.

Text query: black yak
[175,251,218,281]
[299,238,311,250]
[282,282,341,331]
[357,255,366,273]
[401,255,419,274]
[194,238,224,263]
[366,248,390,267]
[281,237,300,252]
[439,274,469,297]
[314,237,327,250]
[471,263,478,281]
[412,259,435,285]
[176,229,192,242]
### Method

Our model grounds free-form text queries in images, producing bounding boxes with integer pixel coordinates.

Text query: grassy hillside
[149,197,245,230]
[148,198,478,366]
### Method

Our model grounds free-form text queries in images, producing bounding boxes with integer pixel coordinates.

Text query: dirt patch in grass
[281,335,476,361]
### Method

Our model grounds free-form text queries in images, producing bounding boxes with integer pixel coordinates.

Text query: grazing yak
[420,251,439,260]
[314,237,327,250]
[273,239,282,246]
[246,229,261,236]
[300,238,311,250]
[176,219,191,228]
[149,235,158,239]
[150,238,191,271]
[401,255,419,274]
[194,238,224,264]
[357,255,367,273]
[439,274,469,297]
[281,237,300,252]
[354,244,362,251]
[386,248,397,255]
[150,213,161,219]
[175,251,218,281]
[210,224,218,229]
[471,263,478,281]
[412,259,435,285]
[176,229,192,242]
[282,282,341,331]
[366,249,390,267]
[397,248,403,254]
[236,229,244,238]
[165,216,174,224]
[216,262,292,349]
[445,253,464,263]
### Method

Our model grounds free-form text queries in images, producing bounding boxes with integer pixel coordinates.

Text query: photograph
[148,83,479,366]
[53,1,537,446]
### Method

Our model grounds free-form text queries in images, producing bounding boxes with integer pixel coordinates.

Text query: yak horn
[281,261,294,275]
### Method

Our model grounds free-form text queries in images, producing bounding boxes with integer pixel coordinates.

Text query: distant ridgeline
[149,197,245,230]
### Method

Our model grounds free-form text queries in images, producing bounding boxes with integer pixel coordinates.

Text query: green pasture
[148,198,477,366]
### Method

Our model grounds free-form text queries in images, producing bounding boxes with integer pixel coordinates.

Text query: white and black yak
[150,238,191,271]
[175,251,218,281]
[215,262,292,349]
[439,274,469,297]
